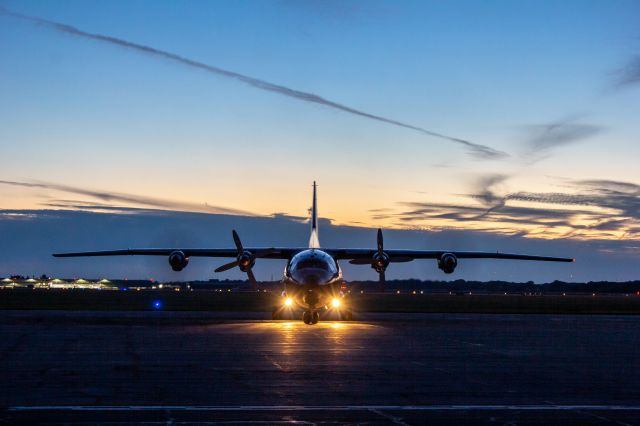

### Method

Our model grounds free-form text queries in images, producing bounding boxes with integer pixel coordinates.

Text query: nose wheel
[303,311,319,325]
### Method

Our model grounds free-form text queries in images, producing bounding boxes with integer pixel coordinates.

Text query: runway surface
[1,311,639,424]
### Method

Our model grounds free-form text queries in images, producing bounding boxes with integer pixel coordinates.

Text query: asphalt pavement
[1,311,639,424]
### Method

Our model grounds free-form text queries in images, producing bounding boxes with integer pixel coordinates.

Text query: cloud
[467,174,509,218]
[387,178,640,240]
[0,7,507,160]
[399,200,585,227]
[509,179,640,215]
[614,54,640,88]
[0,180,253,216]
[520,119,604,163]
[579,179,640,195]
[281,0,365,20]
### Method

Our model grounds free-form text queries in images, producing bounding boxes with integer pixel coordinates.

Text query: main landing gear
[303,310,319,325]
[302,309,351,324]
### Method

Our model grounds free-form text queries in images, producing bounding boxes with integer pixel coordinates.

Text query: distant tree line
[172,278,640,294]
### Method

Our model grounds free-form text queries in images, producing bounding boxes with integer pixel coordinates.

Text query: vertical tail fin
[309,181,320,248]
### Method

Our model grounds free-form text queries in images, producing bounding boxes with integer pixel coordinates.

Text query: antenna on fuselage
[309,181,320,248]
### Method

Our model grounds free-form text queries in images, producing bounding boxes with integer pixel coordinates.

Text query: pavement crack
[544,401,633,426]
[572,409,633,426]
[263,353,287,372]
[369,408,410,426]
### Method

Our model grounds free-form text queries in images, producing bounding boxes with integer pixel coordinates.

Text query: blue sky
[0,0,639,280]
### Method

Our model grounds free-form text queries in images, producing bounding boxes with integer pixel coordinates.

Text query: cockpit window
[296,258,330,271]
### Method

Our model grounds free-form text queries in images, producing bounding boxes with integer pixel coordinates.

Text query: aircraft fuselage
[283,248,343,311]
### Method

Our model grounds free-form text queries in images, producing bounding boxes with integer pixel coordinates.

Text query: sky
[0,0,639,281]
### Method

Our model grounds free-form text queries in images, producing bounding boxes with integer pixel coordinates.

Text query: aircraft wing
[52,248,304,259]
[329,249,574,263]
[53,248,573,263]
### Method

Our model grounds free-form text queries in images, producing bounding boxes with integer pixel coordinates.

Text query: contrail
[0,7,507,160]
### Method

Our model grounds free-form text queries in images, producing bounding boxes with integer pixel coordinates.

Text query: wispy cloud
[383,178,640,240]
[0,7,506,160]
[520,119,604,163]
[614,54,640,88]
[0,180,252,216]
[281,0,366,21]
[468,174,509,218]
[509,179,640,217]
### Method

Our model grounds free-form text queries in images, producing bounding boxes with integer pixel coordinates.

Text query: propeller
[348,229,414,291]
[373,228,390,292]
[214,230,270,290]
[349,228,390,291]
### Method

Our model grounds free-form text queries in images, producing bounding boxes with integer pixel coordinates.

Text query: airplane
[54,182,574,324]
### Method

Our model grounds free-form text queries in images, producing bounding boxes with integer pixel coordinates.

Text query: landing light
[284,297,293,307]
[332,298,341,308]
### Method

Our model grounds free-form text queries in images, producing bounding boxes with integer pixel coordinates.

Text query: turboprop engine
[168,250,189,271]
[438,253,458,274]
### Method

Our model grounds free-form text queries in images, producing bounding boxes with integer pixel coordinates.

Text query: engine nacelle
[168,250,189,271]
[438,253,458,274]
[372,252,390,273]
[237,251,255,272]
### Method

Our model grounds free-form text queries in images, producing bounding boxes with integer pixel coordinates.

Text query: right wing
[52,248,304,259]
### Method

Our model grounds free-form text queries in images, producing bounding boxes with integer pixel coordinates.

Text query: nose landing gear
[303,311,319,325]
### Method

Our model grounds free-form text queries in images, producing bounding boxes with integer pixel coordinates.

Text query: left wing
[333,248,572,277]
[327,249,574,263]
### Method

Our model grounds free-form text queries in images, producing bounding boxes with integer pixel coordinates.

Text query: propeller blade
[377,228,384,255]
[214,260,239,273]
[232,229,243,253]
[246,268,258,291]
[390,256,413,263]
[379,269,386,293]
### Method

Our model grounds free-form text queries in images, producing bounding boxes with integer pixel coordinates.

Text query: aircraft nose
[302,274,320,286]
[291,266,332,286]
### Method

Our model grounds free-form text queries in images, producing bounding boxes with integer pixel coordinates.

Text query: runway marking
[10,405,640,412]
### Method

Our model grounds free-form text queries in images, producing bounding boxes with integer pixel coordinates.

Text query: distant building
[0,277,123,290]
